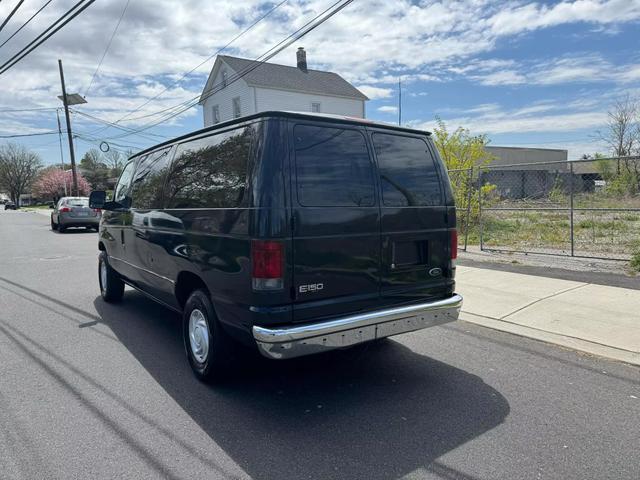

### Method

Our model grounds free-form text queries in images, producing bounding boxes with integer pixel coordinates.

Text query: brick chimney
[296,47,307,72]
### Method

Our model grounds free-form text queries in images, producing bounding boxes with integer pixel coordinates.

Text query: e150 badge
[299,283,324,294]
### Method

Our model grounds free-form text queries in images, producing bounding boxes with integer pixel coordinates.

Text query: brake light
[251,240,284,290]
[451,230,458,260]
[59,207,71,213]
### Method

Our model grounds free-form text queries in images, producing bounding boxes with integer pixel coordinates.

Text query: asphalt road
[0,208,638,480]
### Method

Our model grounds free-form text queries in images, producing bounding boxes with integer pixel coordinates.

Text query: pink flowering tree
[33,168,91,202]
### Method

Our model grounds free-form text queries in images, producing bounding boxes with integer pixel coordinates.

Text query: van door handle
[120,229,125,245]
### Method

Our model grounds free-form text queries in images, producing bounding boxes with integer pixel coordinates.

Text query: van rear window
[294,125,375,207]
[373,133,442,207]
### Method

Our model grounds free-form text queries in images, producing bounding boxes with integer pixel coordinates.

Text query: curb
[460,311,640,367]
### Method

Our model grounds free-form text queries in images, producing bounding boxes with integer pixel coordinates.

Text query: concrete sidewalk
[457,265,640,366]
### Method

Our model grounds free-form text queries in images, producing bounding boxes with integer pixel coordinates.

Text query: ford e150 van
[89,111,462,382]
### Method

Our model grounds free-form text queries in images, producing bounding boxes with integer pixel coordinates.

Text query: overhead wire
[0,0,55,49]
[105,0,355,141]
[113,0,291,125]
[0,106,58,113]
[83,0,131,97]
[70,108,170,140]
[0,131,58,138]
[0,0,25,34]
[0,0,96,75]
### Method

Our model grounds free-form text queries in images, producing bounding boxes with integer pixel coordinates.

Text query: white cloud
[421,99,611,135]
[357,85,394,100]
[488,0,640,36]
[476,70,527,86]
[470,54,640,86]
[378,105,398,114]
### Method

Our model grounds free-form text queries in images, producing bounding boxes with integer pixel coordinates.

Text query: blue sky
[1,0,639,164]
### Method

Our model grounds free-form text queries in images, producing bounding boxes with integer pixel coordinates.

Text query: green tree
[432,118,497,229]
[432,117,495,171]
[79,149,109,190]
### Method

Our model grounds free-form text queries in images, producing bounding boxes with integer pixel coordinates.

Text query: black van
[90,111,462,382]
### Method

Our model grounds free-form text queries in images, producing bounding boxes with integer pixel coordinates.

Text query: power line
[0,0,96,76]
[0,0,25,34]
[0,0,55,50]
[107,0,355,140]
[84,0,131,97]
[70,108,170,141]
[113,0,290,125]
[74,132,140,152]
[0,106,58,113]
[0,131,59,138]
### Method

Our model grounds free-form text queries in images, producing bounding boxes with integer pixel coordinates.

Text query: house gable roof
[199,55,368,104]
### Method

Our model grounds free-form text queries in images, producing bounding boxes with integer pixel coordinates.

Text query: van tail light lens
[59,207,71,213]
[251,240,284,291]
[451,230,458,261]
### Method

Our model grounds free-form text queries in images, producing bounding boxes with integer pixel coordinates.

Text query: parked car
[4,200,17,210]
[90,111,462,382]
[51,197,100,232]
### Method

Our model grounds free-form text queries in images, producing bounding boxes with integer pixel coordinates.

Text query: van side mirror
[90,191,126,211]
[89,191,106,209]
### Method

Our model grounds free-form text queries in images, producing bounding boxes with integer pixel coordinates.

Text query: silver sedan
[51,197,100,233]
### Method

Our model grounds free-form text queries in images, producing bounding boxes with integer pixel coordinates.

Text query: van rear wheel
[183,289,234,383]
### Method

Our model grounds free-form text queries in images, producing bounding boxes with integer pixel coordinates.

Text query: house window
[212,105,220,124]
[232,97,241,118]
[311,102,321,113]
[222,70,228,87]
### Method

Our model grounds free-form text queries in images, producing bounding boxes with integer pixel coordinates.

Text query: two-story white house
[199,48,368,126]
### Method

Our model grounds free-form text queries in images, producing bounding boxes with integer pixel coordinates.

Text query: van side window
[130,148,172,209]
[113,161,136,207]
[294,125,375,207]
[373,133,442,206]
[164,125,257,209]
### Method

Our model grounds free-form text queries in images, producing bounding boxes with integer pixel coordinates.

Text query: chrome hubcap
[189,309,209,364]
[100,260,107,292]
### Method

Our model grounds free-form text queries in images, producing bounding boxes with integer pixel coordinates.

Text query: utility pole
[55,108,68,196]
[58,59,79,196]
[398,77,402,126]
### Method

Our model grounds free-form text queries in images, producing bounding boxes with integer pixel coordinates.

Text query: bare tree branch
[0,142,42,207]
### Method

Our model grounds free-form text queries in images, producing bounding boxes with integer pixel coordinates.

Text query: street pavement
[0,208,639,480]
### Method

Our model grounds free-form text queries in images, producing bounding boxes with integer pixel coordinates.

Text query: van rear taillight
[251,240,284,291]
[451,230,458,260]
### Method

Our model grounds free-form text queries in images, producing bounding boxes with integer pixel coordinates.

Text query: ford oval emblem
[428,267,442,277]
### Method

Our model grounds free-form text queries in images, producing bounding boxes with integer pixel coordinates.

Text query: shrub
[630,249,640,273]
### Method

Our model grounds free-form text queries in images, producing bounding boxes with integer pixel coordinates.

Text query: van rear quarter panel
[165,118,292,342]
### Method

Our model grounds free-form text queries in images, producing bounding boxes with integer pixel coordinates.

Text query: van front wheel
[183,290,234,383]
[99,251,124,302]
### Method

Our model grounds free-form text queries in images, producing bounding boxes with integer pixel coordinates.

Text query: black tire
[183,289,235,383]
[58,224,66,233]
[50,217,57,231]
[99,251,124,302]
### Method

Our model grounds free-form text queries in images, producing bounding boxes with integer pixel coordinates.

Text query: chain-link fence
[448,156,640,260]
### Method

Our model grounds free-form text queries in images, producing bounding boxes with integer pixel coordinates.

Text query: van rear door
[370,131,455,306]
[289,122,380,322]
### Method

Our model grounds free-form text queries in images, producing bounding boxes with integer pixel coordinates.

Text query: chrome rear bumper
[252,294,463,359]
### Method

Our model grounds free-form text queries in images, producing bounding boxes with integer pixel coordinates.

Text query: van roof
[130,111,431,160]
